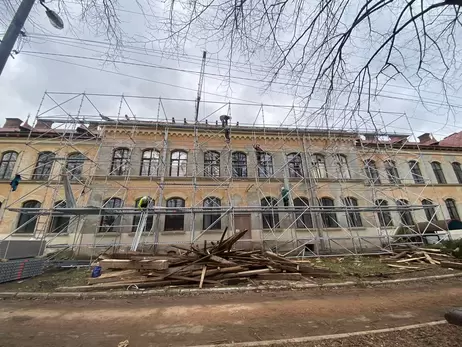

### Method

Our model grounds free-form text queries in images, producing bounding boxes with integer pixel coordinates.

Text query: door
[234,214,252,250]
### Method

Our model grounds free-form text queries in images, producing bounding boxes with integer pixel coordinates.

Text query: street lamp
[0,0,64,76]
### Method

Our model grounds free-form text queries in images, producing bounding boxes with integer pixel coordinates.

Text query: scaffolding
[0,90,454,260]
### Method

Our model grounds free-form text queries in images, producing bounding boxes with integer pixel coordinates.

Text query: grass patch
[313,256,392,278]
[0,268,89,292]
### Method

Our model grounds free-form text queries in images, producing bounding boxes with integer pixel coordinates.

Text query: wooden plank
[387,264,421,270]
[99,259,134,270]
[257,273,302,281]
[199,266,206,289]
[440,261,462,270]
[88,275,148,285]
[422,252,439,265]
[264,251,298,265]
[136,260,169,270]
[169,274,220,285]
[390,251,409,259]
[57,280,187,292]
[417,248,442,253]
[396,257,426,263]
[209,255,238,266]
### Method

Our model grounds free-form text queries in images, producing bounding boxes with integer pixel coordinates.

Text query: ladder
[131,210,149,251]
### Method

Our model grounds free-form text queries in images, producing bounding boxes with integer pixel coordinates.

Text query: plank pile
[386,247,459,269]
[57,229,336,292]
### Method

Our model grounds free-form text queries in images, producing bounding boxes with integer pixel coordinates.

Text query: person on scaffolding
[253,144,264,161]
[137,196,153,209]
[220,114,231,143]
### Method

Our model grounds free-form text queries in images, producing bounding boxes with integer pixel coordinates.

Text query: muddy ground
[0,277,461,347]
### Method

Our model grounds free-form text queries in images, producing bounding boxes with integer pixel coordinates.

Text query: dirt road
[0,278,461,347]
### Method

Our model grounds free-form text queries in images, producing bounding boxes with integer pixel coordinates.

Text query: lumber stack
[385,247,459,269]
[57,229,336,292]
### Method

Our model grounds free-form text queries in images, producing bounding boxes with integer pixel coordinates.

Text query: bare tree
[161,0,462,124]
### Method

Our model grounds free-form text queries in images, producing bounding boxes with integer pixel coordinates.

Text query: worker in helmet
[138,196,153,209]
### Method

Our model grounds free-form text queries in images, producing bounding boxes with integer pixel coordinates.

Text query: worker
[220,114,231,127]
[10,174,21,192]
[137,196,153,209]
[225,127,231,143]
[253,144,264,161]
[281,186,290,207]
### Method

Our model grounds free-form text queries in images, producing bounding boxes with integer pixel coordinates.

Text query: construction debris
[386,248,458,267]
[56,229,336,292]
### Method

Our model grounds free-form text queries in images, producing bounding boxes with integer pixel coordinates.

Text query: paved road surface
[0,278,461,347]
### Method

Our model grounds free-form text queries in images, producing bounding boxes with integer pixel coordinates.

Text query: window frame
[232,152,247,178]
[99,198,123,233]
[335,154,350,179]
[164,197,186,231]
[203,197,222,230]
[343,197,362,227]
[132,198,154,232]
[452,162,462,184]
[384,160,401,184]
[375,199,393,227]
[0,151,18,180]
[320,197,338,228]
[204,151,220,177]
[32,151,55,180]
[258,152,274,178]
[140,149,160,176]
[364,159,381,184]
[422,199,438,222]
[431,161,447,184]
[66,152,86,180]
[397,199,414,226]
[293,197,313,228]
[312,153,327,179]
[110,148,130,176]
[287,153,303,178]
[49,200,70,234]
[16,200,41,234]
[170,150,188,177]
[409,160,425,184]
[445,198,460,220]
[261,197,279,229]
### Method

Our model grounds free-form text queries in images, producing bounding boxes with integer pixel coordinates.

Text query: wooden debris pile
[57,229,336,292]
[385,247,460,269]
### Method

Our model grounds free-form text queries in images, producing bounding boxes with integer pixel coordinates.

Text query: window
[320,197,338,228]
[293,197,313,228]
[140,149,159,176]
[422,199,438,222]
[335,154,350,179]
[445,198,460,220]
[66,153,85,180]
[258,152,274,178]
[287,153,303,177]
[312,154,327,178]
[33,151,55,180]
[232,152,247,177]
[261,197,279,229]
[49,200,69,233]
[344,197,362,227]
[16,200,41,233]
[132,198,154,232]
[397,199,414,226]
[203,197,221,230]
[431,161,446,184]
[452,162,462,184]
[409,161,424,184]
[204,151,220,177]
[165,198,185,231]
[0,151,17,179]
[384,160,400,184]
[170,151,187,177]
[364,159,380,184]
[110,148,130,176]
[99,198,123,232]
[375,200,393,227]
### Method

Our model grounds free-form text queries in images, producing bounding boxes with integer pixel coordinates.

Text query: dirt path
[0,278,461,347]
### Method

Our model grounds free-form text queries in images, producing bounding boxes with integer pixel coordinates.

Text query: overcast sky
[1,0,461,141]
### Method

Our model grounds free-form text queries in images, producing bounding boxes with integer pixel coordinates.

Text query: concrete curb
[189,320,448,347]
[0,272,461,299]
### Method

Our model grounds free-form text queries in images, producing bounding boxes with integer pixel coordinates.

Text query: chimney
[34,119,53,129]
[3,118,22,128]
[418,133,434,144]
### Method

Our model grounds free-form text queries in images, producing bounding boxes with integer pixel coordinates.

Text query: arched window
[320,197,338,228]
[375,200,393,227]
[258,152,274,178]
[422,199,438,222]
[165,197,185,231]
[33,151,55,180]
[452,162,462,184]
[203,197,221,230]
[66,153,85,180]
[132,198,154,232]
[293,197,312,228]
[49,200,70,234]
[384,160,400,184]
[16,200,41,233]
[110,148,130,176]
[261,197,279,229]
[343,197,362,227]
[312,154,327,178]
[140,149,159,176]
[335,154,350,179]
[445,198,460,220]
[397,199,414,226]
[431,161,446,184]
[0,151,17,179]
[204,151,220,177]
[287,153,303,177]
[232,152,247,177]
[408,161,424,184]
[99,198,123,232]
[170,150,187,177]
[364,159,380,184]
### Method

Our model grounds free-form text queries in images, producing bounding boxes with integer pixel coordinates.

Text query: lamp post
[0,0,63,76]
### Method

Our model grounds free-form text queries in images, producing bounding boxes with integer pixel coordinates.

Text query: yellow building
[1,116,462,258]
